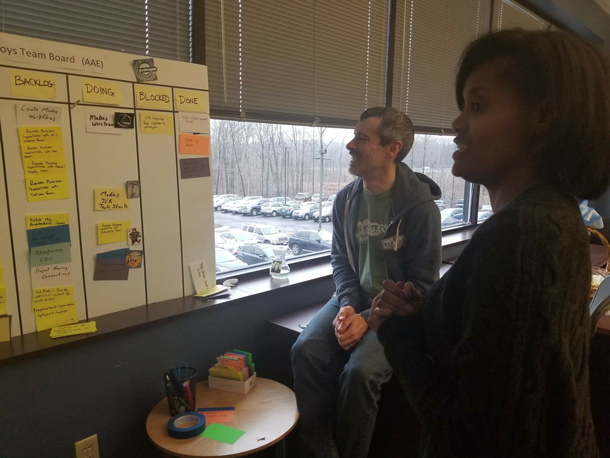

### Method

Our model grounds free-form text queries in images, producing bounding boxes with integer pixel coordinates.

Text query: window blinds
[0,0,191,61]
[392,0,491,133]
[497,0,550,31]
[204,0,389,127]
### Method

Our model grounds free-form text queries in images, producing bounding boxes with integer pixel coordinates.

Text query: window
[0,0,191,61]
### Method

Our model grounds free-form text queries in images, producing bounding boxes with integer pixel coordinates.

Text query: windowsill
[0,226,478,366]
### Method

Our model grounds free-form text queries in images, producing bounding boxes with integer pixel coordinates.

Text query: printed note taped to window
[97,220,131,245]
[94,188,129,211]
[10,69,56,99]
[179,134,210,156]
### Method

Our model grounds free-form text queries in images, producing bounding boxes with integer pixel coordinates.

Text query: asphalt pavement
[214,209,332,236]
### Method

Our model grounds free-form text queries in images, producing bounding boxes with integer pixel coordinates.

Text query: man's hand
[333,306,368,351]
[368,281,424,333]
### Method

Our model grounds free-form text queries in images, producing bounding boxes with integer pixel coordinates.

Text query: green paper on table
[201,423,246,444]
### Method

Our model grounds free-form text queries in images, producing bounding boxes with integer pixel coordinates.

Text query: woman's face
[451,60,539,189]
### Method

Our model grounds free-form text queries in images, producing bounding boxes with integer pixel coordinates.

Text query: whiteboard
[0,32,212,336]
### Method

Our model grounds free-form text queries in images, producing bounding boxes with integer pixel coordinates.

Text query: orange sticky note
[179,134,209,156]
[197,408,235,424]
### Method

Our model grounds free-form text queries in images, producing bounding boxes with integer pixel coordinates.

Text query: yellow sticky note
[32,286,74,311]
[50,321,97,339]
[23,156,68,176]
[26,213,70,230]
[82,78,122,105]
[35,301,78,332]
[10,69,56,100]
[25,172,70,202]
[94,188,129,211]
[0,315,10,342]
[97,220,131,245]
[0,287,6,315]
[134,84,172,110]
[139,112,174,135]
[0,266,4,286]
[175,89,209,113]
[18,126,64,161]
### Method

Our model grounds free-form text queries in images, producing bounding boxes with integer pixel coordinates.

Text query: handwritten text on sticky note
[94,188,129,211]
[179,134,210,156]
[97,220,131,245]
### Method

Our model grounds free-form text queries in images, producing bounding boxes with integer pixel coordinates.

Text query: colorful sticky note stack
[18,126,70,202]
[209,350,255,382]
[26,214,76,331]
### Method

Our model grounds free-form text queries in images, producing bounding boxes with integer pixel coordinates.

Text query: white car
[293,202,320,220]
[260,202,284,217]
[313,206,333,223]
[221,199,244,212]
[234,196,263,214]
[241,223,288,245]
[214,194,239,210]
[218,230,260,253]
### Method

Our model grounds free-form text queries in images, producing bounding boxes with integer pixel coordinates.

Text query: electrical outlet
[74,434,99,458]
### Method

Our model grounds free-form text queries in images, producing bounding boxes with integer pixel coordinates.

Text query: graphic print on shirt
[356,219,389,244]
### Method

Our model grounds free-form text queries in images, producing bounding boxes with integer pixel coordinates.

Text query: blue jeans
[291,296,392,458]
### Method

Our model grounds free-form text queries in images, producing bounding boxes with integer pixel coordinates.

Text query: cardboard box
[208,372,257,394]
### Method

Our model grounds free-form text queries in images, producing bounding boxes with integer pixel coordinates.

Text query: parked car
[220,198,244,212]
[215,248,248,272]
[234,243,277,265]
[312,193,328,202]
[215,233,233,251]
[230,196,262,213]
[294,192,312,202]
[292,202,319,220]
[440,208,463,227]
[269,196,290,204]
[214,194,239,210]
[478,211,493,223]
[313,206,333,223]
[288,229,332,255]
[260,202,284,217]
[239,198,270,216]
[434,199,447,211]
[279,201,301,218]
[241,223,289,245]
[328,194,336,202]
[455,199,464,209]
[480,204,493,212]
[218,229,260,253]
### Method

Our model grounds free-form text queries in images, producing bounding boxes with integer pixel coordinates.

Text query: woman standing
[369,29,610,457]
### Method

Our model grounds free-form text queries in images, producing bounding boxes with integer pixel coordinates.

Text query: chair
[590,276,610,335]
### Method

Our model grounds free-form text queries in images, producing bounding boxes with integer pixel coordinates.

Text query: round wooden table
[146,377,299,457]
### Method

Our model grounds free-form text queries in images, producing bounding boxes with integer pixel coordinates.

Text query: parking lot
[214,208,332,236]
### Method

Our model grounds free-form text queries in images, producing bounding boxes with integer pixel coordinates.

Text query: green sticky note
[201,423,246,444]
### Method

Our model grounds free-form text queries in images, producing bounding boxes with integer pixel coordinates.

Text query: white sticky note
[85,109,122,135]
[16,103,62,127]
[30,263,74,289]
[189,260,215,294]
[178,112,210,134]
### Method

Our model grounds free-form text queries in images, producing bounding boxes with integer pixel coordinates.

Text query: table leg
[274,438,286,458]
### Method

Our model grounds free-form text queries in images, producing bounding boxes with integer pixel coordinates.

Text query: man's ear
[388,140,402,160]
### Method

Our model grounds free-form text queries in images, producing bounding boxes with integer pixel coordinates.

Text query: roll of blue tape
[167,412,206,439]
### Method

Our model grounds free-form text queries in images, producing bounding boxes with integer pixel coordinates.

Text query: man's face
[346,117,392,178]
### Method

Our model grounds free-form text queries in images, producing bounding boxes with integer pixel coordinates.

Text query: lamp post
[314,148,327,231]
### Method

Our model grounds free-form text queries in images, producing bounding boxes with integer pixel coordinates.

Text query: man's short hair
[360,107,414,163]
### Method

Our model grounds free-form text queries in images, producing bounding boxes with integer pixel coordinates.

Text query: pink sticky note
[198,407,235,424]
[179,133,210,156]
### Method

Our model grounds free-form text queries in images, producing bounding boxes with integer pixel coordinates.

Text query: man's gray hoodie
[331,162,442,320]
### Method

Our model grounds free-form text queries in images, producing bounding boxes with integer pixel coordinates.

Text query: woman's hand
[368,280,424,333]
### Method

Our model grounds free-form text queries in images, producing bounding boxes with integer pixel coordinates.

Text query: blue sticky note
[29,242,72,267]
[96,248,129,260]
[27,225,70,251]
